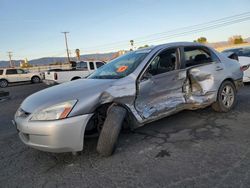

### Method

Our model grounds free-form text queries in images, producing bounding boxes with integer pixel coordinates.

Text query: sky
[0,0,250,61]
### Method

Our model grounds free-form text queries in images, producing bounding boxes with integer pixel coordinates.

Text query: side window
[6,69,17,75]
[17,69,25,74]
[89,62,95,70]
[76,61,88,70]
[184,47,213,67]
[0,70,3,75]
[96,62,105,68]
[147,48,178,76]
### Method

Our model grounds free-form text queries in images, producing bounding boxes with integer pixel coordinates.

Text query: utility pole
[7,51,13,67]
[61,32,70,63]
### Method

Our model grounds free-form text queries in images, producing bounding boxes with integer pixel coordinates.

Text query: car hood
[21,79,115,114]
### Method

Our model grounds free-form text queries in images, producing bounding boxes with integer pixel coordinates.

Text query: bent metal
[14,42,243,156]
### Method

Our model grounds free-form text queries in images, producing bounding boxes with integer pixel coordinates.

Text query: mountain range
[0,53,116,68]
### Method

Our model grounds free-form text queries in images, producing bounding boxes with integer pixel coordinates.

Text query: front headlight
[30,100,77,121]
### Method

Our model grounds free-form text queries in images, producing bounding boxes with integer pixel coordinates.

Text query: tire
[96,105,127,157]
[31,76,40,83]
[0,79,8,88]
[212,81,236,112]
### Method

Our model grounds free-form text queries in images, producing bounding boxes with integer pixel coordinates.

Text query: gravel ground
[1,82,250,188]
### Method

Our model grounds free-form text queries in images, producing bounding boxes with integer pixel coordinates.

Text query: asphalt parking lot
[1,82,250,188]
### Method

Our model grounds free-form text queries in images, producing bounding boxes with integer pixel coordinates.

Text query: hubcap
[221,85,234,108]
[0,81,7,87]
[33,77,39,83]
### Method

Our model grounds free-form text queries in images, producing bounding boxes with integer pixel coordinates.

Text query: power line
[79,12,250,52]
[135,16,250,45]
[130,12,250,41]
[3,12,250,59]
[80,13,250,53]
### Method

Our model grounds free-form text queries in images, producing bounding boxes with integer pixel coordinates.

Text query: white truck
[0,68,43,88]
[44,61,105,85]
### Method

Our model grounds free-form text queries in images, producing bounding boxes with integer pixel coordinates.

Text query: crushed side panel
[185,66,219,109]
[134,70,187,123]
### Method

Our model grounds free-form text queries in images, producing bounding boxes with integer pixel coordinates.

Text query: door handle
[216,66,223,71]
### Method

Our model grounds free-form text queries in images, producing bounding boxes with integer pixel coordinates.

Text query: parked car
[222,46,250,57]
[44,61,105,85]
[222,47,250,82]
[40,68,63,80]
[14,42,243,156]
[0,68,43,88]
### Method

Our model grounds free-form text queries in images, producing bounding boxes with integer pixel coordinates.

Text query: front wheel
[96,105,127,157]
[0,79,8,88]
[212,81,236,112]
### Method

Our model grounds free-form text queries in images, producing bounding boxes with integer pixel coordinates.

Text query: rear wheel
[0,79,8,88]
[96,105,127,157]
[212,81,236,112]
[31,76,40,83]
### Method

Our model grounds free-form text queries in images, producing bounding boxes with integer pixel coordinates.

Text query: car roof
[136,42,209,52]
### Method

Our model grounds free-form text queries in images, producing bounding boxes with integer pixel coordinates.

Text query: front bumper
[14,114,93,153]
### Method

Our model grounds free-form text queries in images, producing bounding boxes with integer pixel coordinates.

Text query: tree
[234,38,244,44]
[20,58,33,68]
[194,37,207,44]
[228,35,245,44]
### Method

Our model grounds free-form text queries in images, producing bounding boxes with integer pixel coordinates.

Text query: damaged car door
[135,48,187,121]
[184,46,223,107]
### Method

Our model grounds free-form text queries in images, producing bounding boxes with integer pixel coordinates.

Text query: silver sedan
[14,42,243,156]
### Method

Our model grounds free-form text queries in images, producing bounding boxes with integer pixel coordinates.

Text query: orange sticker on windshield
[117,65,128,73]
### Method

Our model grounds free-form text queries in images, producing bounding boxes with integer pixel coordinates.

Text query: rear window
[17,69,25,74]
[6,69,17,75]
[0,70,3,75]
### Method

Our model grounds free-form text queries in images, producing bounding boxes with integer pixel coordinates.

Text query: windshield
[88,51,149,79]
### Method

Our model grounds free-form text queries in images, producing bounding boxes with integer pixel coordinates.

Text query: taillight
[54,73,58,80]
[240,65,250,72]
